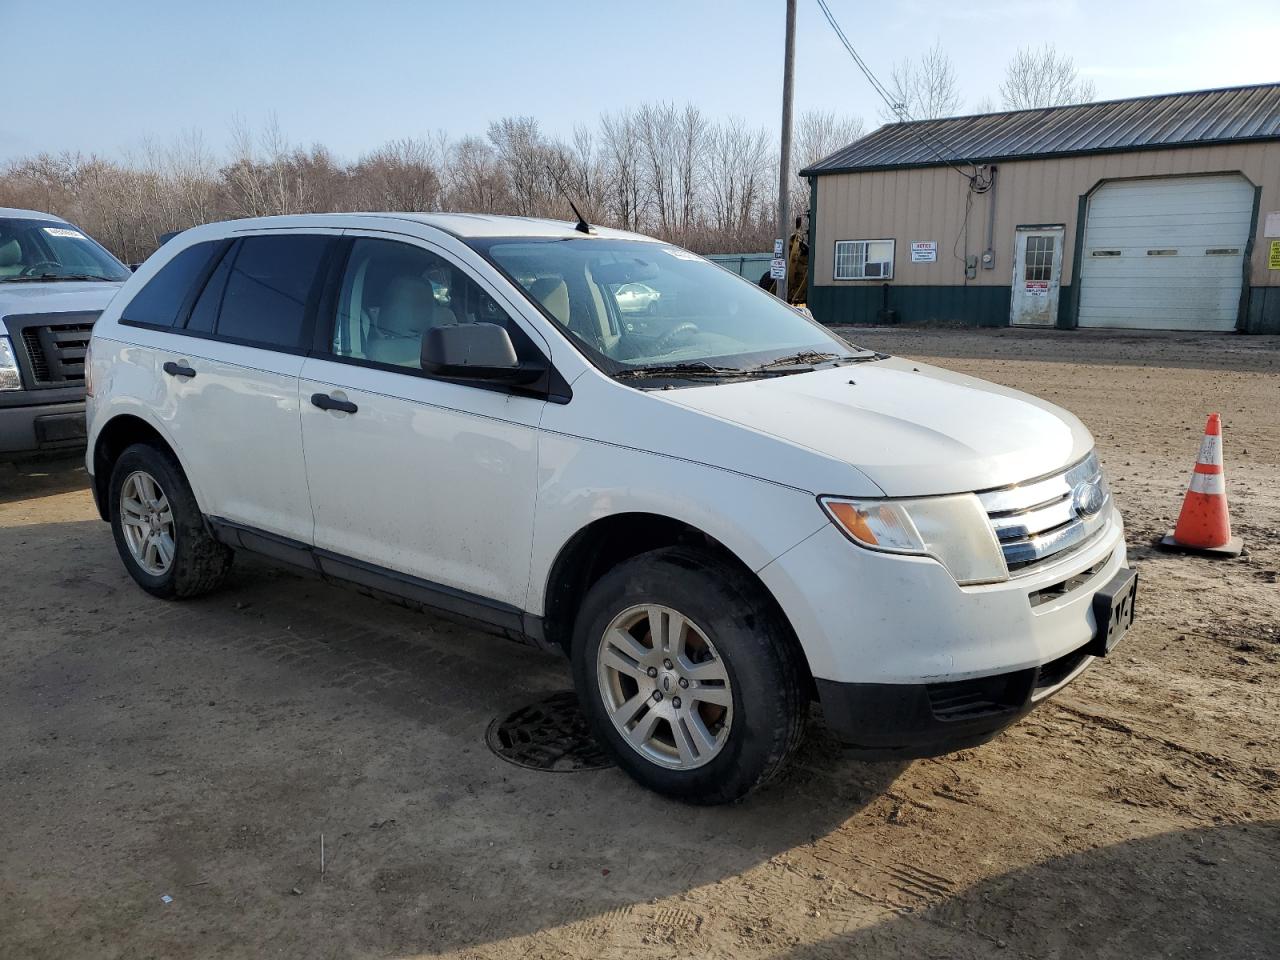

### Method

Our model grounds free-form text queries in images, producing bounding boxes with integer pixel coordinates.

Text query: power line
[813,0,982,183]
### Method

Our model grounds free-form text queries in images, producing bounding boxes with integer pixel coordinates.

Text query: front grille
[16,320,94,385]
[978,453,1111,577]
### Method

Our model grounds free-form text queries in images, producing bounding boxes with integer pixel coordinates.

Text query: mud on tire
[108,442,233,600]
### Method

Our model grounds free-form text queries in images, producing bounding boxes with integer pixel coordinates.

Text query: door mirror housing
[421,323,544,385]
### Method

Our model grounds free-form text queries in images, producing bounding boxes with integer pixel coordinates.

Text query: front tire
[572,547,807,804]
[108,443,233,599]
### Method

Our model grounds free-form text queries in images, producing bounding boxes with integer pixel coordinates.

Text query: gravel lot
[2,327,1277,959]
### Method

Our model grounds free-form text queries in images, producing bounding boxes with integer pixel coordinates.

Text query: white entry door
[1009,226,1064,327]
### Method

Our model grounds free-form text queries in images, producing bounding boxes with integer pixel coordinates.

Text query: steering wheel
[20,260,60,278]
[654,322,700,354]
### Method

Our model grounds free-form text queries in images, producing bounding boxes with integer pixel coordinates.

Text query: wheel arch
[538,511,815,690]
[91,413,195,521]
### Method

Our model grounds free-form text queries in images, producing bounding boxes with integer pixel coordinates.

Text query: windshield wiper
[750,349,887,372]
[613,361,749,381]
[0,273,120,283]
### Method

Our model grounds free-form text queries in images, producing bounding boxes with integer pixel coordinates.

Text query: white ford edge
[85,213,1137,803]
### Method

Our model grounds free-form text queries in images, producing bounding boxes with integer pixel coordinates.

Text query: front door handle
[310,392,358,415]
[162,360,196,378]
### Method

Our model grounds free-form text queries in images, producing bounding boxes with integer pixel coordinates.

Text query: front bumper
[0,398,86,455]
[758,504,1129,750]
[816,635,1098,757]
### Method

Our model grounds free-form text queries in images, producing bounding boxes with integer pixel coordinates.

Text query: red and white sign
[909,241,937,263]
[1025,281,1049,296]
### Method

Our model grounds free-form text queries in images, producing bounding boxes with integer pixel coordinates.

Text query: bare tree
[0,101,793,261]
[883,41,961,121]
[350,137,442,212]
[792,109,864,214]
[599,109,645,231]
[446,135,509,213]
[999,44,1097,109]
[703,120,772,246]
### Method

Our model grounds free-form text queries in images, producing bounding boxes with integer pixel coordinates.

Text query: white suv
[86,213,1136,803]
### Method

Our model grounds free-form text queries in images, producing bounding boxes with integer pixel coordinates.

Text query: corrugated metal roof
[802,83,1280,176]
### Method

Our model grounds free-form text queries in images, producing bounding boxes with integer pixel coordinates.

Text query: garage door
[1078,174,1254,331]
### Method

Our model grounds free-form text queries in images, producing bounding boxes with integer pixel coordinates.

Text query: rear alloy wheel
[597,604,733,770]
[573,546,808,804]
[108,443,233,599]
[118,470,176,576]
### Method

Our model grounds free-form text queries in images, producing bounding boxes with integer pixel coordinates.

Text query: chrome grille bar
[978,453,1110,575]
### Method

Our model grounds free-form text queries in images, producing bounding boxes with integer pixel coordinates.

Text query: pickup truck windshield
[0,218,131,283]
[474,237,868,381]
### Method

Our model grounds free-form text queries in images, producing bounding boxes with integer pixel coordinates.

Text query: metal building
[801,83,1280,333]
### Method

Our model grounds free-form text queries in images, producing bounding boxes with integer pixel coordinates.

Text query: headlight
[0,336,21,391]
[819,493,1008,585]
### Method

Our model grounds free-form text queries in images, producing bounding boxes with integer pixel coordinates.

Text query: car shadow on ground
[0,452,88,505]
[0,512,910,957]
[775,820,1280,959]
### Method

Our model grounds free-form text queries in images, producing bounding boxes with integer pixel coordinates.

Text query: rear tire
[108,443,233,599]
[572,546,807,804]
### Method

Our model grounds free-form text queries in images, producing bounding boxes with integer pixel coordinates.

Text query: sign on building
[1269,240,1280,271]
[910,241,937,263]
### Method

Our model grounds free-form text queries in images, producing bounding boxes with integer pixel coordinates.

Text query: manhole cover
[486,690,614,772]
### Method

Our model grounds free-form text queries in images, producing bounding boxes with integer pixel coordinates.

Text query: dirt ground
[2,327,1277,960]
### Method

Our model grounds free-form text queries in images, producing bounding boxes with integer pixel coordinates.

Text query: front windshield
[0,218,131,282]
[474,237,868,381]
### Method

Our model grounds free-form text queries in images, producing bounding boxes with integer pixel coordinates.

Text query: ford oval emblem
[1072,478,1106,519]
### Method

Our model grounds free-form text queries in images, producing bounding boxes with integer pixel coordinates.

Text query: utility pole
[775,0,797,299]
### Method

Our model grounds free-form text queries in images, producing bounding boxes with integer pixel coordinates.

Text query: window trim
[833,238,895,281]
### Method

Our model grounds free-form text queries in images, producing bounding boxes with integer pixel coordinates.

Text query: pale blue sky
[5,0,1278,162]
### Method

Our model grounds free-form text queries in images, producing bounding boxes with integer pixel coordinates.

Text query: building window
[1024,235,1056,281]
[834,239,894,280]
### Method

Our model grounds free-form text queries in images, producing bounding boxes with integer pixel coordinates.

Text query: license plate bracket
[1090,568,1137,657]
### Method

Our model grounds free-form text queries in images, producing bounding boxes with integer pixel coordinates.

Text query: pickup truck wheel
[108,443,232,599]
[572,546,807,804]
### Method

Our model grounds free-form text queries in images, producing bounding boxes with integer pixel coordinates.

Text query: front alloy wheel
[119,470,176,576]
[597,604,733,770]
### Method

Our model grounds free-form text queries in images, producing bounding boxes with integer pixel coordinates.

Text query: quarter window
[834,239,894,280]
[122,241,220,327]
[215,235,329,349]
[331,238,531,370]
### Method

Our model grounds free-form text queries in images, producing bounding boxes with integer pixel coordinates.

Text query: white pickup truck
[0,208,129,457]
[84,213,1137,803]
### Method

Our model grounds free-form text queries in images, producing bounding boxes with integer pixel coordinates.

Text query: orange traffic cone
[1157,413,1243,557]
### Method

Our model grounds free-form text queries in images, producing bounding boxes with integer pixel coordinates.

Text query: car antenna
[546,163,595,234]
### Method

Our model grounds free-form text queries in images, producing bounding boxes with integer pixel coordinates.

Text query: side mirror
[421,323,544,385]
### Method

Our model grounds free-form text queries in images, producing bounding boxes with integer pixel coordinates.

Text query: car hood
[0,281,124,320]
[660,355,1093,496]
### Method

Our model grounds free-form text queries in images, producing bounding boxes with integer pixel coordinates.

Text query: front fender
[527,430,828,617]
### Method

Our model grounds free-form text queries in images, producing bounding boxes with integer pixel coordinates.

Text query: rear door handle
[310,392,358,415]
[162,360,196,378]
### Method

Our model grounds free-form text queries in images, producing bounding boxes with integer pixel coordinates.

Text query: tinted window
[185,242,234,333]
[215,235,329,349]
[331,238,534,370]
[122,241,219,327]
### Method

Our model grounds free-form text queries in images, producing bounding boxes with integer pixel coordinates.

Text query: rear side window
[214,235,330,349]
[184,243,234,334]
[122,241,220,327]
